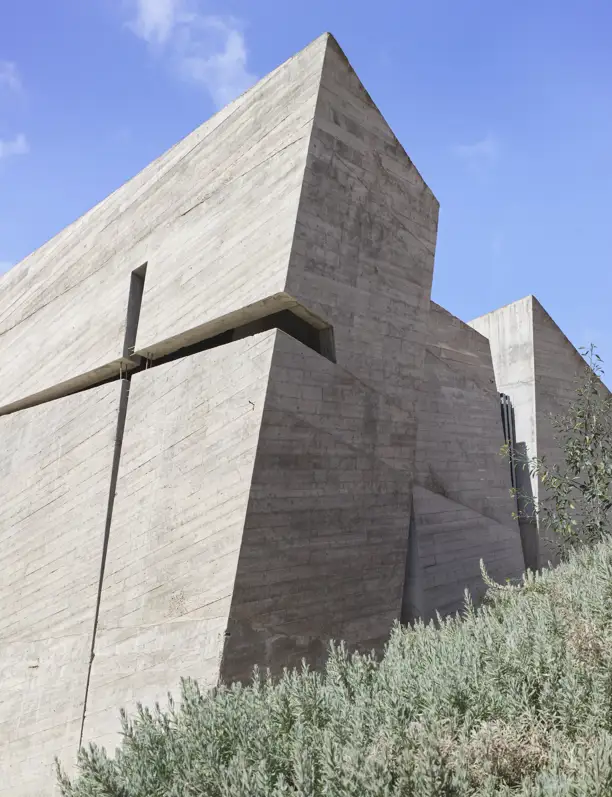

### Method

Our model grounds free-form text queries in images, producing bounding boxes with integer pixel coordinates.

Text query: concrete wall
[416,303,516,524]
[0,385,122,796]
[469,296,538,487]
[532,297,591,467]
[412,486,525,618]
[531,298,610,564]
[469,296,611,569]
[81,333,276,752]
[410,303,524,618]
[469,297,540,569]
[223,331,414,682]
[0,32,441,787]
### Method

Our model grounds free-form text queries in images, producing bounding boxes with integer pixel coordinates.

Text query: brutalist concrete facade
[0,33,601,794]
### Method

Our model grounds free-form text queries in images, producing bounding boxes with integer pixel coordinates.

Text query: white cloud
[177,16,256,107]
[453,133,499,169]
[0,133,29,159]
[0,61,22,94]
[130,0,182,45]
[127,1,256,108]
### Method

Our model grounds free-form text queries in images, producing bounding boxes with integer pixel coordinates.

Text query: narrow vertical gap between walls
[79,264,147,748]
[400,499,424,625]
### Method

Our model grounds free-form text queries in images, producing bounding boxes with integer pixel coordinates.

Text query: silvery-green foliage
[59,538,612,795]
[514,344,612,560]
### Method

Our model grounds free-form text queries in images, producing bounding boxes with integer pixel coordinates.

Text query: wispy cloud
[177,16,256,108]
[0,133,29,160]
[130,0,181,45]
[127,1,256,108]
[0,61,22,94]
[452,133,499,170]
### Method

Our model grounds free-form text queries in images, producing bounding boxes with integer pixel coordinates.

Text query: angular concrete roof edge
[430,299,491,346]
[467,294,536,325]
[319,32,438,205]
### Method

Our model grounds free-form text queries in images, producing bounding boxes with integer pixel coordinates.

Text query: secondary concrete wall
[416,302,516,525]
[469,296,611,569]
[411,303,524,617]
[532,297,592,467]
[469,296,539,569]
[469,296,538,484]
[531,298,611,564]
[0,384,122,796]
[81,333,276,752]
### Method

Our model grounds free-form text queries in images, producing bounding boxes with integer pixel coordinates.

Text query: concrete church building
[0,33,601,794]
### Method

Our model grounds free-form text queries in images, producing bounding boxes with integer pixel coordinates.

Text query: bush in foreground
[60,540,612,796]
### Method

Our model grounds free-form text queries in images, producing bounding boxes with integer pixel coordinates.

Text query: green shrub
[515,344,612,560]
[60,539,612,796]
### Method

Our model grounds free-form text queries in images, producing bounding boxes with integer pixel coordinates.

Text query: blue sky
[1,0,611,368]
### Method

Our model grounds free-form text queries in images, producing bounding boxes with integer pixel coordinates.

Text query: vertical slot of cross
[123,263,147,359]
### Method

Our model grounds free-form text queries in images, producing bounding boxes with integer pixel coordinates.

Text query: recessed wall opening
[499,392,517,489]
[148,309,336,368]
[81,263,148,745]
[123,263,147,359]
[0,294,335,417]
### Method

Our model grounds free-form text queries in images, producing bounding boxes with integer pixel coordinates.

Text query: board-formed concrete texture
[0,384,123,796]
[410,303,524,618]
[469,296,611,568]
[0,34,328,413]
[410,486,524,619]
[0,30,599,793]
[80,333,277,753]
[222,331,415,683]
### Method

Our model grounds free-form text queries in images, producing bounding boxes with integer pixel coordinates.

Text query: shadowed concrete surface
[0,32,599,794]
[410,303,524,619]
[223,331,415,684]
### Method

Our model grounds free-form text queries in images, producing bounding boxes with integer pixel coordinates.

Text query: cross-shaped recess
[0,271,336,416]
